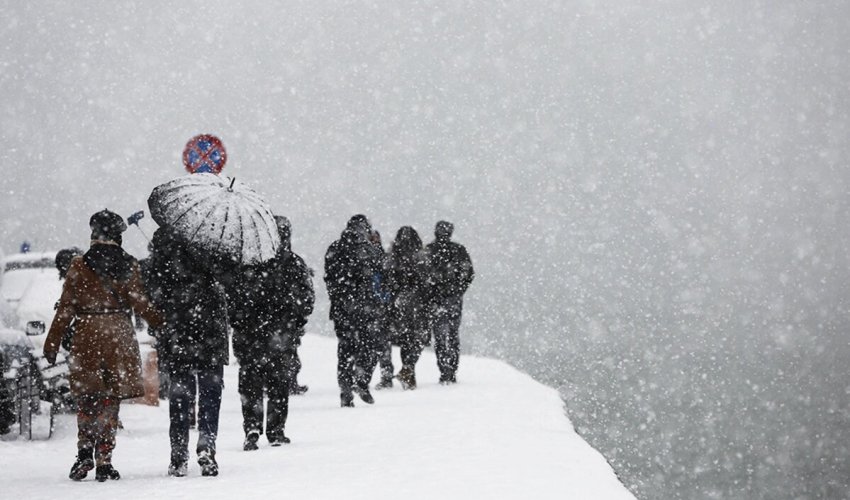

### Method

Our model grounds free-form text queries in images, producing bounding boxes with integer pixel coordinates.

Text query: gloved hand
[44,349,57,365]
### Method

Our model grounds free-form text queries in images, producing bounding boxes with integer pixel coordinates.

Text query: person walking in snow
[386,226,431,390]
[369,229,396,390]
[43,210,163,482]
[145,227,229,477]
[424,221,474,384]
[324,215,383,407]
[228,216,314,450]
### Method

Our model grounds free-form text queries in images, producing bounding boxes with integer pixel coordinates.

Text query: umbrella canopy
[148,174,280,265]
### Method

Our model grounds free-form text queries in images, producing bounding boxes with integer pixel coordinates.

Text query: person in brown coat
[44,209,163,482]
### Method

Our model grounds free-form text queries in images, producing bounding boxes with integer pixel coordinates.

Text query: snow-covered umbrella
[147,173,280,265]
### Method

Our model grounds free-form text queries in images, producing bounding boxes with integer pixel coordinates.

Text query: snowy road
[1,334,633,499]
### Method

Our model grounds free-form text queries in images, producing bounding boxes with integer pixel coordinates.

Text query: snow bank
[0,334,633,500]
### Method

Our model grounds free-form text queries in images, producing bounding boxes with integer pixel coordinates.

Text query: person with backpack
[229,216,314,450]
[43,210,163,482]
[425,221,474,384]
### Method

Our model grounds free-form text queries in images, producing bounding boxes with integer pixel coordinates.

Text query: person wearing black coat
[324,215,383,407]
[386,226,430,390]
[425,221,474,384]
[145,227,229,477]
[228,216,314,451]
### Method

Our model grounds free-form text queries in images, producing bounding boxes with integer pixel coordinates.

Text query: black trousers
[238,351,292,442]
[431,296,464,379]
[169,365,223,462]
[334,315,379,394]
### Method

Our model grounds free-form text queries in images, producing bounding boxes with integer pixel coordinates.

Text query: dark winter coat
[386,228,430,331]
[228,246,315,363]
[324,229,383,325]
[424,236,475,301]
[144,228,229,370]
[44,246,163,399]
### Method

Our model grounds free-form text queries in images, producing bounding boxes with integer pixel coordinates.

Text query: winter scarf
[83,241,136,281]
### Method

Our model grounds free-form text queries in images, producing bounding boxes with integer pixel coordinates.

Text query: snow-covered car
[0,252,61,351]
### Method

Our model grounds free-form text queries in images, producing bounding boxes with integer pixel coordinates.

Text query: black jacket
[425,237,475,300]
[144,228,229,369]
[324,229,382,323]
[228,246,315,362]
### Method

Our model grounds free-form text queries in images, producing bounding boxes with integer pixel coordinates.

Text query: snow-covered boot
[243,430,260,451]
[69,448,95,481]
[198,449,218,477]
[340,392,355,408]
[397,366,417,390]
[167,460,188,477]
[95,464,121,482]
[374,377,393,390]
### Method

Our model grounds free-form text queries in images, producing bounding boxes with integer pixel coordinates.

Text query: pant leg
[355,317,380,391]
[335,318,359,394]
[196,365,224,454]
[288,333,303,386]
[94,397,120,466]
[239,361,265,435]
[265,351,290,441]
[337,332,356,395]
[445,297,464,375]
[76,394,98,453]
[378,340,394,380]
[168,370,194,463]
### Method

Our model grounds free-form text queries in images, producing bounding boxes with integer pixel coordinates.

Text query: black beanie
[90,209,127,243]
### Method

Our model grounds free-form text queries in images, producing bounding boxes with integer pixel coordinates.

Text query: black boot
[69,448,95,481]
[374,377,393,390]
[289,383,309,395]
[198,449,218,477]
[355,385,375,404]
[397,366,417,390]
[243,430,260,451]
[340,392,355,408]
[167,460,188,477]
[268,433,291,446]
[95,464,121,482]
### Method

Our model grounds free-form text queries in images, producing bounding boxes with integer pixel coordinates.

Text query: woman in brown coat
[44,209,163,482]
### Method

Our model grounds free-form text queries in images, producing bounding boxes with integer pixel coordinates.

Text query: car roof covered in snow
[0,328,33,348]
[2,252,57,272]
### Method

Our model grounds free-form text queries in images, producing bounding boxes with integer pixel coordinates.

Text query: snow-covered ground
[0,333,633,500]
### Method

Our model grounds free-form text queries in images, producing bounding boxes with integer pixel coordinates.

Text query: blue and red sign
[183,134,227,174]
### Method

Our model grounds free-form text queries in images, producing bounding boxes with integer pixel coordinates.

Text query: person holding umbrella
[146,227,229,477]
[43,210,163,482]
[147,171,282,475]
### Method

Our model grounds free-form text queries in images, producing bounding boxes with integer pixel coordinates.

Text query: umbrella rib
[210,199,232,260]
[185,201,221,245]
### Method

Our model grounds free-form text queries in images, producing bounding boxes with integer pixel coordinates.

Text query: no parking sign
[183,134,227,174]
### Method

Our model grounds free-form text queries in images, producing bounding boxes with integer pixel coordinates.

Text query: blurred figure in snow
[386,226,430,390]
[228,215,314,451]
[324,215,383,407]
[368,230,395,390]
[424,221,474,384]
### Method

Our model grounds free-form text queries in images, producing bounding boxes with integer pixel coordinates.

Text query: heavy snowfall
[1,2,849,499]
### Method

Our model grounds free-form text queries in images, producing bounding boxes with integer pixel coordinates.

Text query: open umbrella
[148,173,280,265]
